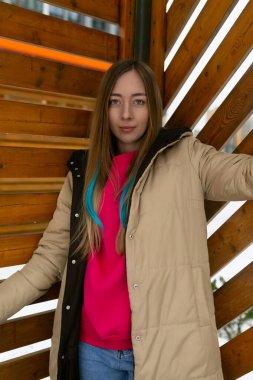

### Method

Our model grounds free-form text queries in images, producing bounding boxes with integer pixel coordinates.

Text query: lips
[119,126,136,132]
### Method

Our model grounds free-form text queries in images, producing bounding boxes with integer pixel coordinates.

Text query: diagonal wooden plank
[214,263,253,329]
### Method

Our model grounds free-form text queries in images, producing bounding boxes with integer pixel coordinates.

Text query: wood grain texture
[119,0,135,59]
[166,1,253,129]
[0,222,48,236]
[165,0,235,105]
[0,234,42,267]
[0,193,58,225]
[214,263,253,329]
[0,178,64,194]
[221,327,253,379]
[0,312,54,352]
[166,0,198,48]
[208,200,253,276]
[0,3,118,62]
[0,349,50,380]
[0,51,104,97]
[45,0,119,23]
[0,100,90,138]
[150,0,167,95]
[197,64,253,148]
[0,147,71,178]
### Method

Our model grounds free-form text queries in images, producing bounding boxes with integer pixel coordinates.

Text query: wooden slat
[0,178,64,194]
[221,327,253,379]
[197,64,253,148]
[119,0,135,59]
[0,132,89,150]
[166,2,253,129]
[150,0,167,95]
[0,193,58,225]
[0,51,104,97]
[0,222,48,236]
[0,84,96,111]
[214,263,253,329]
[0,349,50,380]
[46,0,119,24]
[0,312,54,352]
[0,234,42,267]
[165,0,235,105]
[208,200,253,276]
[166,0,198,48]
[0,100,91,138]
[0,3,118,62]
[234,128,253,155]
[0,147,71,178]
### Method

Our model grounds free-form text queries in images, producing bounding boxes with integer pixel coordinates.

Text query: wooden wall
[150,1,253,379]
[0,0,134,378]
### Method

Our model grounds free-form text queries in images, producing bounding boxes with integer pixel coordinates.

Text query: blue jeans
[79,341,135,380]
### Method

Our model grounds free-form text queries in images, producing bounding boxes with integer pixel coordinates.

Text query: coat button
[74,167,78,171]
[61,355,65,359]
[70,161,74,165]
[133,283,139,289]
[75,213,79,217]
[72,259,76,264]
[66,305,71,310]
[77,174,81,178]
[135,336,141,341]
[129,234,134,239]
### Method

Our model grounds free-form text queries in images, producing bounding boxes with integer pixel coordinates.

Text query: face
[108,70,149,154]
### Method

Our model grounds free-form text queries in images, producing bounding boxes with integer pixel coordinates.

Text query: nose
[121,102,132,119]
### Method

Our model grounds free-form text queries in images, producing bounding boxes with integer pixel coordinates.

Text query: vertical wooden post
[120,0,135,59]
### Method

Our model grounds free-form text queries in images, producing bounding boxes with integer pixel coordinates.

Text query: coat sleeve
[188,137,253,201]
[0,172,73,323]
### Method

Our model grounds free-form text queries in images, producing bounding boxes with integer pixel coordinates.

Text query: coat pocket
[191,266,212,326]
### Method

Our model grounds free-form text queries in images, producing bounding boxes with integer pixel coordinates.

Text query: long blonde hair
[74,59,162,258]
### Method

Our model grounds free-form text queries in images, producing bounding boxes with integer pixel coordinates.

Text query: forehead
[111,70,145,94]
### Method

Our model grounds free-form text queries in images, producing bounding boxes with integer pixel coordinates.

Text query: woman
[1,59,253,380]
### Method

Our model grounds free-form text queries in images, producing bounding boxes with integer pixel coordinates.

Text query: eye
[133,99,146,105]
[109,98,120,106]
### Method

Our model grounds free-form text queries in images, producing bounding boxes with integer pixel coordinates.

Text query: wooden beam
[165,0,235,105]
[150,0,167,95]
[0,222,48,236]
[214,263,253,329]
[0,312,54,352]
[221,327,253,379]
[166,1,253,129]
[0,178,64,194]
[0,51,104,97]
[0,3,118,62]
[0,193,58,225]
[0,234,42,267]
[119,0,135,59]
[0,349,50,380]
[208,200,253,276]
[0,84,96,111]
[0,133,89,150]
[44,0,120,24]
[197,64,253,149]
[166,0,198,48]
[0,147,71,178]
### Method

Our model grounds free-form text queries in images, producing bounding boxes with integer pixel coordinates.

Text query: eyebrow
[110,93,147,97]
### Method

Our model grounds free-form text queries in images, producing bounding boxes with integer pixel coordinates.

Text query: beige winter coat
[1,131,253,379]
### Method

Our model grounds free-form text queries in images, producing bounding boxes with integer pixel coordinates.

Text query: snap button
[77,174,81,178]
[129,234,134,239]
[135,336,141,341]
[72,259,76,264]
[133,283,139,289]
[70,161,74,165]
[75,213,79,218]
[74,167,78,171]
[61,355,65,359]
[66,305,71,310]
